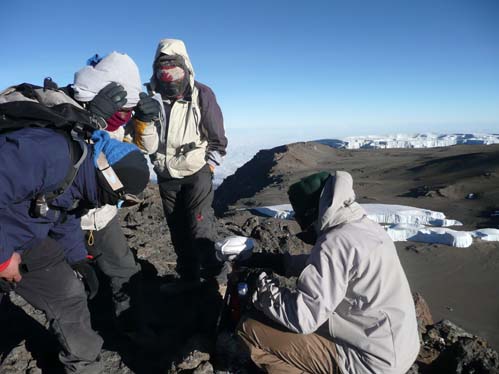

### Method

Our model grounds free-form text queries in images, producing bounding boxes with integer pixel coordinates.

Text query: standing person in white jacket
[237,171,420,374]
[146,39,228,293]
[71,52,160,337]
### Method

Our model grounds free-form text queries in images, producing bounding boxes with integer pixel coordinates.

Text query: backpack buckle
[33,194,49,217]
[43,77,58,91]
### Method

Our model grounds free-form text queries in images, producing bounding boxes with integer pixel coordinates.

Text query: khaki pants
[238,316,341,374]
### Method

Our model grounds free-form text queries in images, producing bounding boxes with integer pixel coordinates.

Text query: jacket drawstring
[87,230,94,246]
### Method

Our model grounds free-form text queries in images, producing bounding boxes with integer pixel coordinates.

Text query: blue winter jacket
[0,127,99,265]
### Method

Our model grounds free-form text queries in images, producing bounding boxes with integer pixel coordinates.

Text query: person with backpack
[146,39,228,293]
[0,84,150,373]
[71,52,160,341]
[236,171,420,374]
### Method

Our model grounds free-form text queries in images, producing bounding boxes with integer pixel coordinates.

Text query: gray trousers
[87,215,141,318]
[15,238,103,374]
[158,164,218,281]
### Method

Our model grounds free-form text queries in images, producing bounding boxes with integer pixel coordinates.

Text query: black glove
[134,92,160,122]
[88,82,127,120]
[236,252,285,276]
[71,259,99,299]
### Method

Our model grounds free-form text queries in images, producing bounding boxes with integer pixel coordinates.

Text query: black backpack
[0,79,105,216]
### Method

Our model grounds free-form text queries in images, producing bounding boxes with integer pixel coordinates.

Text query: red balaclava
[154,55,190,99]
[106,110,132,132]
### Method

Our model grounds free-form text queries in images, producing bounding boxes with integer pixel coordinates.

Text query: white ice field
[249,204,499,248]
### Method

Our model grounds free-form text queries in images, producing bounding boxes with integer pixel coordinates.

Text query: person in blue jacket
[0,123,149,373]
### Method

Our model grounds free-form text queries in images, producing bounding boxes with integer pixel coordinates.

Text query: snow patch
[471,229,499,242]
[385,224,473,248]
[248,204,498,248]
[251,204,295,219]
[362,204,462,226]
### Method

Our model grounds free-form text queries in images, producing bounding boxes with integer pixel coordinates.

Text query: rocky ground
[1,141,499,373]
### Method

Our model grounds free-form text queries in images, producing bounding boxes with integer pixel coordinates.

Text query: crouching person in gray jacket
[237,171,420,374]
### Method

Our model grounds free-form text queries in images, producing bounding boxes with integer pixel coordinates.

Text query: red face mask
[156,65,186,83]
[155,65,189,99]
[106,111,132,132]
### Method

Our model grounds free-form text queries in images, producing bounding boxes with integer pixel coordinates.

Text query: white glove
[215,236,254,262]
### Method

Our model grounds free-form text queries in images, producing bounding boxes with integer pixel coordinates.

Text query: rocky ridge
[1,141,499,373]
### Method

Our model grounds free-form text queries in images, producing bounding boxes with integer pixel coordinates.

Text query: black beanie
[91,130,149,197]
[111,150,149,196]
[287,172,331,229]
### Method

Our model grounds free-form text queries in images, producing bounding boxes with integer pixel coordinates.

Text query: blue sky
[1,0,498,141]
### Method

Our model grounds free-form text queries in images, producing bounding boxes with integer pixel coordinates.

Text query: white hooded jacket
[255,171,420,374]
[149,39,227,179]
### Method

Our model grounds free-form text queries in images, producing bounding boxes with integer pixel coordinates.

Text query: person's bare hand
[0,252,22,282]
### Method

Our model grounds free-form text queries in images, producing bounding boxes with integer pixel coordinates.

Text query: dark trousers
[87,215,141,318]
[158,164,218,281]
[14,238,103,374]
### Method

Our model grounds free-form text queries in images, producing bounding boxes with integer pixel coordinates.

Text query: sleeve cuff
[0,256,12,272]
[206,150,223,166]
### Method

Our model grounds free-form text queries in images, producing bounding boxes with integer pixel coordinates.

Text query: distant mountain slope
[214,141,499,230]
[213,133,499,188]
[213,142,336,214]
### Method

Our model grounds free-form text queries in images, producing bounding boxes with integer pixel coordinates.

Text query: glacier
[317,133,499,150]
[249,204,498,248]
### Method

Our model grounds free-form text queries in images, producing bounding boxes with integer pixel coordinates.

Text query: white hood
[150,38,195,91]
[72,52,142,108]
[319,171,366,231]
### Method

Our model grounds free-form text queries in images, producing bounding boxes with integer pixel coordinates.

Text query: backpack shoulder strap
[31,132,88,218]
[44,133,88,202]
